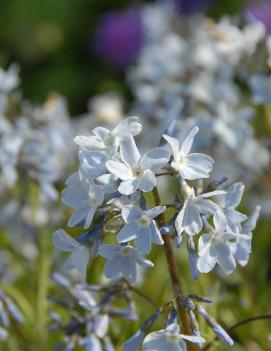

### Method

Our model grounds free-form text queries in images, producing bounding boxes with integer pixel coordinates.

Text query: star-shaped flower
[74,116,142,153]
[197,213,248,274]
[175,187,225,237]
[117,205,165,254]
[106,134,170,195]
[52,229,90,280]
[163,127,214,180]
[99,244,154,284]
[216,182,247,233]
[62,176,104,228]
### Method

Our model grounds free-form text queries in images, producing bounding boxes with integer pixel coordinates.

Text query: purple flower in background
[247,2,271,33]
[94,8,143,67]
[164,0,212,14]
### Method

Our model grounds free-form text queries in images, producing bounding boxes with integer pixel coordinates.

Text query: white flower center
[177,154,187,166]
[137,215,151,228]
[132,166,143,178]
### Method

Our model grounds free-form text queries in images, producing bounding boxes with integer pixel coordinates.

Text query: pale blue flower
[250,74,271,104]
[216,182,247,233]
[93,314,109,338]
[52,229,90,279]
[79,149,109,180]
[72,285,97,310]
[124,329,144,351]
[197,213,247,274]
[163,127,214,180]
[106,134,170,195]
[117,205,165,254]
[99,244,154,284]
[79,335,103,351]
[142,323,204,351]
[231,206,260,267]
[74,116,142,152]
[175,187,225,237]
[62,178,104,229]
[196,305,234,346]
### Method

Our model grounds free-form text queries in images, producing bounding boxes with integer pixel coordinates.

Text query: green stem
[36,230,51,350]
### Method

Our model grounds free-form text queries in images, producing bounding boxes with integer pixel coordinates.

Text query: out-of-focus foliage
[0,0,253,114]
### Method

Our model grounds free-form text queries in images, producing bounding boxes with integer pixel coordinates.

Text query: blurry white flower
[53,230,90,280]
[0,64,20,93]
[62,178,104,228]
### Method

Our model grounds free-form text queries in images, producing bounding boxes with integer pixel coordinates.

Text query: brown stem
[152,187,200,351]
[228,313,271,331]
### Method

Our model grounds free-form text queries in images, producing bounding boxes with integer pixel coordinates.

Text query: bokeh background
[0,0,253,114]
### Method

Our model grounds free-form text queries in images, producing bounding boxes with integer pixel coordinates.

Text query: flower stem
[152,187,200,351]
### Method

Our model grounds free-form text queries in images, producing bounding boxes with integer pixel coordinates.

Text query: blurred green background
[0,0,249,114]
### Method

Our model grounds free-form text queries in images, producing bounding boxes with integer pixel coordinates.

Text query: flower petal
[122,205,143,223]
[163,134,180,159]
[140,147,170,172]
[99,244,121,259]
[180,126,199,155]
[117,223,139,243]
[106,160,132,180]
[145,206,166,219]
[138,170,156,193]
[119,178,140,195]
[135,229,152,254]
[120,135,141,168]
[225,182,244,208]
[214,241,236,274]
[52,230,80,252]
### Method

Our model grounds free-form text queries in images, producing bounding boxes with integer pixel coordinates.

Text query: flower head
[197,213,248,274]
[163,127,214,180]
[99,244,153,284]
[106,134,170,195]
[52,229,90,279]
[175,187,225,237]
[117,205,165,254]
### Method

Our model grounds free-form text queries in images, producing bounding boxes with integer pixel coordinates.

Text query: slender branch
[228,313,271,331]
[127,283,159,309]
[152,187,200,351]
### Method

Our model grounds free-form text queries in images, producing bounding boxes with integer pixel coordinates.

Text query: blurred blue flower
[162,0,212,15]
[94,8,143,67]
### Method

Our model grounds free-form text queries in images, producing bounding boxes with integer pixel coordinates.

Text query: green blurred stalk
[36,230,51,350]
